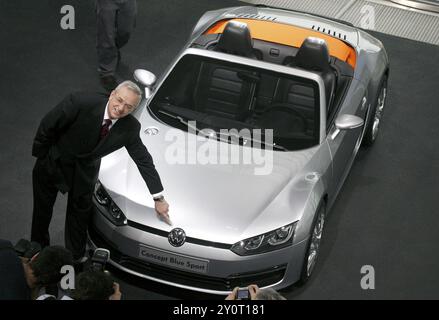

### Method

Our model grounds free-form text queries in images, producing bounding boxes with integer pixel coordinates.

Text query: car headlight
[94,181,127,226]
[231,222,298,256]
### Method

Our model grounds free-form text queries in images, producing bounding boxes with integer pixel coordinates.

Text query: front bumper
[89,199,309,295]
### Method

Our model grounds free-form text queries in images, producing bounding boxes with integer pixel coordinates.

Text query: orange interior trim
[206,19,356,68]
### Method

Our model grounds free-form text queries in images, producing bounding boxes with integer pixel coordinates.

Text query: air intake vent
[312,25,347,40]
[236,13,277,21]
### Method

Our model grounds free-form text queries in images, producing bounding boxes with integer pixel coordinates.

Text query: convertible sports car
[89,5,389,294]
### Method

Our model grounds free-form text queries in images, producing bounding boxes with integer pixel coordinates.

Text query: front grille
[127,220,232,249]
[88,226,286,291]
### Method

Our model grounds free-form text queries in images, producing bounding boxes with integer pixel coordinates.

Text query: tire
[297,201,326,286]
[362,75,388,146]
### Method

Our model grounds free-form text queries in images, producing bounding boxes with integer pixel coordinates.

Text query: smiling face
[107,86,141,119]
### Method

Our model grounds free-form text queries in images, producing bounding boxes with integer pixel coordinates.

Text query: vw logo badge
[168,228,186,247]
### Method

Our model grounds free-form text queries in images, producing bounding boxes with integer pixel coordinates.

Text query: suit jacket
[32,92,163,197]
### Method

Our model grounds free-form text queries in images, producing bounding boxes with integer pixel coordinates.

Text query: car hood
[99,112,318,244]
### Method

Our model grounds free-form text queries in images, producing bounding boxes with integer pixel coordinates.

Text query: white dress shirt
[103,102,117,129]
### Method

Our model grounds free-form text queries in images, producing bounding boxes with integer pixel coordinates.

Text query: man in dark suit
[31,81,169,260]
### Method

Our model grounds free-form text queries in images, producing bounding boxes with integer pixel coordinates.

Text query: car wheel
[298,202,326,285]
[362,75,388,146]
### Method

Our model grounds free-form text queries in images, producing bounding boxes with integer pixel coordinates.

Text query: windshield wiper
[158,110,226,142]
[217,131,289,151]
[158,110,289,151]
[158,109,198,131]
[271,143,289,151]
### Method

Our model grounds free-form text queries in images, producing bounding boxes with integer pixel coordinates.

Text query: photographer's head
[71,270,121,300]
[23,245,73,289]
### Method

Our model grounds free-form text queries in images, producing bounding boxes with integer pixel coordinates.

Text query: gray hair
[116,80,143,106]
[254,288,286,300]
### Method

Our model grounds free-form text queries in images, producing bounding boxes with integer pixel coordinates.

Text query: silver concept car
[89,5,389,295]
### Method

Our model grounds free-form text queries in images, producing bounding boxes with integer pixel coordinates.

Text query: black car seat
[214,20,262,60]
[269,37,336,136]
[193,21,261,120]
[287,37,337,112]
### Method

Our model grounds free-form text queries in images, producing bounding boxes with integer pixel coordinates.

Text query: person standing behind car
[96,0,137,91]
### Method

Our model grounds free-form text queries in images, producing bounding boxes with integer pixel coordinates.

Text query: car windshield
[149,54,320,151]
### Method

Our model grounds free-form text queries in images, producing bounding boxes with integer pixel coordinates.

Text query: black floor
[1,0,439,300]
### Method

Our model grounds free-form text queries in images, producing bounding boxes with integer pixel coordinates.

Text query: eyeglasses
[113,91,136,112]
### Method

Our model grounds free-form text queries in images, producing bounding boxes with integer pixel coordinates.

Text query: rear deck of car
[205,18,356,68]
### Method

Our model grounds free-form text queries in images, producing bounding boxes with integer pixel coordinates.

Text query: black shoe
[100,74,118,92]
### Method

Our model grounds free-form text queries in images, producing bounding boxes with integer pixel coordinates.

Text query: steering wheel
[259,103,308,133]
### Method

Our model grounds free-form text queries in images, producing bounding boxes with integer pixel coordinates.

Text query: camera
[14,239,42,259]
[237,287,250,300]
[90,248,110,272]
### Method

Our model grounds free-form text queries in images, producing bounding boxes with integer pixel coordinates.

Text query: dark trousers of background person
[96,0,137,77]
[31,157,92,260]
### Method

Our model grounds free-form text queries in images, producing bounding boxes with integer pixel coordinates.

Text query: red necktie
[100,119,112,140]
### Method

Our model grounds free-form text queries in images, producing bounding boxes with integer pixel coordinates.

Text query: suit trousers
[31,157,93,260]
[96,0,137,76]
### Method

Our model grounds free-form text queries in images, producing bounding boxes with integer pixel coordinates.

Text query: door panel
[327,81,367,200]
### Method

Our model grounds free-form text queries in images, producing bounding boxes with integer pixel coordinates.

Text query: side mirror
[335,114,364,130]
[134,69,157,99]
